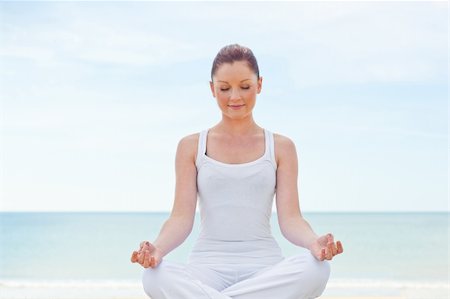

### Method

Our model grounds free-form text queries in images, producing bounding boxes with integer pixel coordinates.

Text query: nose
[230,88,241,101]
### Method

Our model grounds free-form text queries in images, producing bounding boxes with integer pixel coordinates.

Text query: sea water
[0,212,448,298]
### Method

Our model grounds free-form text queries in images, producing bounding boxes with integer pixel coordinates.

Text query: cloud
[2,2,446,85]
[282,3,448,87]
[0,25,202,68]
[1,1,447,211]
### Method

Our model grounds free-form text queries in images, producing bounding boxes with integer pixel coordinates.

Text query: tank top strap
[196,130,208,168]
[264,129,277,170]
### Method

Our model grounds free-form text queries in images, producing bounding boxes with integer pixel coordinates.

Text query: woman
[131,44,343,299]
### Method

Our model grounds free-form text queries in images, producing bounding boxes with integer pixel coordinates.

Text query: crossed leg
[222,253,330,299]
[142,252,330,299]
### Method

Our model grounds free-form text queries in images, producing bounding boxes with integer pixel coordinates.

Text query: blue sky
[0,1,447,212]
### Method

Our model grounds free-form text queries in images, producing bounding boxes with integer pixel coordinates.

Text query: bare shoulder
[273,133,298,164]
[178,133,199,149]
[176,133,200,161]
[274,133,297,154]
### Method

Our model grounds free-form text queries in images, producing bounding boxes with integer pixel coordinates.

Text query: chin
[225,112,251,120]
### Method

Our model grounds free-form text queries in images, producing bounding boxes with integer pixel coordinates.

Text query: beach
[1,212,448,299]
[0,279,449,299]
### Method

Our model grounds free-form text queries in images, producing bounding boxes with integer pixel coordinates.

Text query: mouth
[228,104,245,110]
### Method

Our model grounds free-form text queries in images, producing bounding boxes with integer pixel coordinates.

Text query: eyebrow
[216,79,252,83]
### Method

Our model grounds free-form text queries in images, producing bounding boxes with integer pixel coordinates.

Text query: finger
[150,256,155,268]
[143,251,150,268]
[131,251,139,263]
[326,243,333,260]
[326,234,337,257]
[140,241,151,250]
[327,233,334,244]
[331,242,338,256]
[320,248,326,261]
[141,242,155,255]
[337,241,344,254]
[138,250,145,264]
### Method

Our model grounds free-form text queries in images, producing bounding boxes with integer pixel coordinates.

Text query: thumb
[312,248,326,261]
[150,255,163,268]
[327,233,334,244]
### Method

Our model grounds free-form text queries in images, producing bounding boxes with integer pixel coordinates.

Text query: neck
[214,115,260,136]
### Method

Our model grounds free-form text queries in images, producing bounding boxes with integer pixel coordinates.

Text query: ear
[209,81,216,98]
[257,76,263,94]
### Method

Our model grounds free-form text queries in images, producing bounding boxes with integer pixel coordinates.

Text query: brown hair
[211,44,260,81]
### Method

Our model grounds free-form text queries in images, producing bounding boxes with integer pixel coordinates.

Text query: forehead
[213,61,257,81]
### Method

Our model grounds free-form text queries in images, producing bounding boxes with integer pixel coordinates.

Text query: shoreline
[1,278,448,299]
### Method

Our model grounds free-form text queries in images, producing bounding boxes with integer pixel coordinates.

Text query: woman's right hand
[130,241,163,268]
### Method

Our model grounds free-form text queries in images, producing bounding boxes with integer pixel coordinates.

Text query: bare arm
[131,134,199,268]
[152,134,198,256]
[275,134,343,260]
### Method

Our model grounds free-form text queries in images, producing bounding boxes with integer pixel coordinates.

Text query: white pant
[142,252,330,299]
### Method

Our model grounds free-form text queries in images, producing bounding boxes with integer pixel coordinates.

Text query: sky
[0,1,448,212]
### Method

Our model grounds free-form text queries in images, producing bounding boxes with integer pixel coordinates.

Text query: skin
[131,60,343,269]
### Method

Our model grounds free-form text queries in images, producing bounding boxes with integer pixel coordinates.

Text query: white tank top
[189,129,283,265]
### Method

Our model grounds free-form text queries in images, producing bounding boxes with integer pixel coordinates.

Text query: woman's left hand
[310,233,344,261]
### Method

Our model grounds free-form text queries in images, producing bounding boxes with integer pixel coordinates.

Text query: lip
[228,104,245,110]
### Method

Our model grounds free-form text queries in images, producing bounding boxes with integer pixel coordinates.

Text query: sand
[0,280,448,299]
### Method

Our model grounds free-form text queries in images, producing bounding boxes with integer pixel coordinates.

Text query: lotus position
[131,44,343,299]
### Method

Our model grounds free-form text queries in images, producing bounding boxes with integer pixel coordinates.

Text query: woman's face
[210,61,262,121]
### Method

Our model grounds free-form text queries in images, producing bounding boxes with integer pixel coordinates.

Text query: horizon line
[0,210,448,214]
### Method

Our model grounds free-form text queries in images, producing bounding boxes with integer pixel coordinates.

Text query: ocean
[0,212,448,299]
